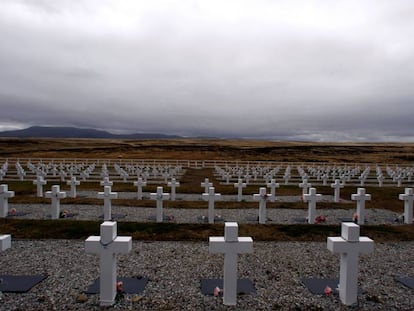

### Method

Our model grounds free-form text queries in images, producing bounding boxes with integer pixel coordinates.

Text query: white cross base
[0,184,15,218]
[85,221,132,306]
[209,222,253,306]
[0,234,11,251]
[253,187,268,224]
[327,223,374,305]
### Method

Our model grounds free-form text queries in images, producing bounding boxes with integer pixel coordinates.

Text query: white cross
[233,179,246,202]
[303,187,322,224]
[59,170,67,182]
[283,174,290,185]
[321,174,328,186]
[167,178,180,201]
[100,177,113,188]
[327,223,374,305]
[351,188,371,225]
[253,187,268,224]
[45,185,67,219]
[201,178,213,194]
[85,221,132,306]
[209,222,253,306]
[0,234,11,251]
[377,175,384,187]
[331,179,344,203]
[98,186,118,221]
[133,177,147,200]
[399,188,414,224]
[299,179,311,197]
[33,176,47,197]
[266,179,279,202]
[66,176,80,198]
[0,184,15,218]
[150,186,170,222]
[202,187,221,224]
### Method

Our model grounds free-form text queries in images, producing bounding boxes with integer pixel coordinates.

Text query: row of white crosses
[81,220,374,307]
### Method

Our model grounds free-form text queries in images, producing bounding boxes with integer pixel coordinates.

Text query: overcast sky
[0,0,413,141]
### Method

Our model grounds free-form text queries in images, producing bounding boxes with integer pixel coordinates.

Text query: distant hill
[0,126,183,139]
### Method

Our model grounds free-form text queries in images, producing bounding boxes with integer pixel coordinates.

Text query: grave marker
[327,223,374,305]
[45,185,67,219]
[331,179,343,203]
[253,187,269,224]
[202,187,221,224]
[150,186,170,222]
[0,234,11,251]
[299,179,311,197]
[0,184,15,218]
[167,178,180,201]
[399,188,414,224]
[351,188,371,225]
[98,186,118,221]
[133,178,147,200]
[266,179,279,202]
[66,176,80,198]
[303,187,322,224]
[233,179,246,202]
[85,221,132,306]
[201,178,213,194]
[33,176,47,197]
[209,222,253,306]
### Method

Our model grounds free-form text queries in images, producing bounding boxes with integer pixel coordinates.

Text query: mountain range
[0,126,183,139]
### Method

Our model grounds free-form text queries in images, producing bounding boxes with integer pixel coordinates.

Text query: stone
[399,188,414,224]
[233,179,246,202]
[202,187,221,224]
[85,221,132,306]
[150,186,170,223]
[209,222,253,306]
[327,223,374,305]
[0,234,11,251]
[0,184,15,218]
[45,185,66,219]
[98,186,118,221]
[253,187,269,224]
[351,188,371,225]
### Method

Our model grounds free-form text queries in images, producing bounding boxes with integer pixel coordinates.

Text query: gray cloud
[0,0,414,141]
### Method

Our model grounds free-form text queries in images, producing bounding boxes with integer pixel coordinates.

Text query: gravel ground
[0,240,413,310]
[1,192,412,310]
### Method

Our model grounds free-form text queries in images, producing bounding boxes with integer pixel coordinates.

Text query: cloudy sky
[0,0,413,141]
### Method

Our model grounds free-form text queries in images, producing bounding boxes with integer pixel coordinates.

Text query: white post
[167,178,180,201]
[0,234,11,251]
[327,223,374,305]
[331,179,344,203]
[33,176,47,197]
[0,184,15,218]
[253,187,268,224]
[202,187,221,224]
[209,222,253,306]
[85,221,132,306]
[233,179,246,202]
[303,187,322,224]
[351,188,371,225]
[150,186,170,222]
[45,185,66,219]
[66,176,80,198]
[98,186,118,221]
[133,178,147,200]
[266,179,279,202]
[399,188,414,224]
[201,178,213,194]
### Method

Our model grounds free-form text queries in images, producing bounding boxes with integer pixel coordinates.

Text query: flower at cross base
[314,215,327,224]
[9,208,16,215]
[324,285,332,296]
[213,286,221,297]
[115,281,124,303]
[352,212,358,223]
